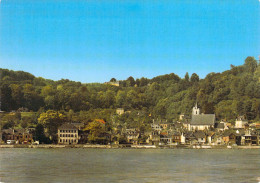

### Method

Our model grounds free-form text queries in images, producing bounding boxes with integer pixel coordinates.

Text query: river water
[0,148,259,183]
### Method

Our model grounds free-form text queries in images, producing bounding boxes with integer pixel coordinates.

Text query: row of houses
[1,121,259,146]
[1,129,33,144]
[1,104,259,146]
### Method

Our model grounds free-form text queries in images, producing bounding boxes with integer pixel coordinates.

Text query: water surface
[0,148,259,183]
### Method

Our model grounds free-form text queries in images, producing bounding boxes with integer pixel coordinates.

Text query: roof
[207,131,215,136]
[174,123,183,129]
[58,123,78,130]
[2,129,30,134]
[173,131,181,136]
[2,129,14,134]
[194,131,206,138]
[191,114,215,126]
[215,123,224,129]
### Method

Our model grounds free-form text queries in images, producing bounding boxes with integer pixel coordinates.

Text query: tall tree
[38,110,67,142]
[190,73,199,83]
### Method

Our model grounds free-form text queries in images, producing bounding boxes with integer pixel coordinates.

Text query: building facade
[58,123,79,144]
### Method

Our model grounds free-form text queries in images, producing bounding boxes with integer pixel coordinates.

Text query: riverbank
[1,144,260,149]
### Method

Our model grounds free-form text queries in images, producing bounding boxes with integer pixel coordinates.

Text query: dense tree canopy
[0,57,259,124]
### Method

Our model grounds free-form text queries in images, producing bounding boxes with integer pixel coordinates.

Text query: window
[60,130,62,133]
[71,134,74,137]
[60,139,62,142]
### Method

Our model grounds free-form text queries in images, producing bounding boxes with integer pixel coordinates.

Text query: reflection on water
[0,148,259,183]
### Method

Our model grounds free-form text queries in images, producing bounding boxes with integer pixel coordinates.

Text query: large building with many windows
[58,123,78,144]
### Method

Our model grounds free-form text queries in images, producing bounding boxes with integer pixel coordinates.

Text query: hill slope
[1,56,259,122]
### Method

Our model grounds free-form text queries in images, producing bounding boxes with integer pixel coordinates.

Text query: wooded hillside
[1,56,259,123]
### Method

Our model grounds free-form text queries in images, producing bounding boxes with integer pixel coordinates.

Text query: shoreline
[1,144,260,149]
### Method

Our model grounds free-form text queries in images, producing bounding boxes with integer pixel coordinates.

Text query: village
[1,103,260,149]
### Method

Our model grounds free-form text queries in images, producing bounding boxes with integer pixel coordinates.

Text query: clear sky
[0,0,259,83]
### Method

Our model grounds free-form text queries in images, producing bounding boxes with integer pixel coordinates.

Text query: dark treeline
[1,56,260,122]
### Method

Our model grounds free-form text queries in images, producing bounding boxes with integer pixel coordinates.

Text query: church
[188,103,215,131]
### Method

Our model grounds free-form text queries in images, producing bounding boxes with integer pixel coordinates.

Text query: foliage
[0,56,259,125]
[85,121,107,144]
[37,110,67,142]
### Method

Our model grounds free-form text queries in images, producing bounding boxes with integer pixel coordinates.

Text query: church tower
[192,103,200,115]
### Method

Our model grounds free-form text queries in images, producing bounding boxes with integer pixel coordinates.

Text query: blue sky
[0,0,259,83]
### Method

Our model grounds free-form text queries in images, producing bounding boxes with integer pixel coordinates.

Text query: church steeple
[192,103,200,115]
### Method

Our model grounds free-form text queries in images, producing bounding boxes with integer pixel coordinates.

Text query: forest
[0,56,259,132]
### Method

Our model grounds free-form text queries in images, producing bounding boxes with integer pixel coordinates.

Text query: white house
[235,116,248,129]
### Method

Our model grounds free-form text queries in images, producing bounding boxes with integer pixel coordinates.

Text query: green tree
[35,124,51,144]
[0,84,13,111]
[244,56,257,73]
[185,72,190,82]
[126,76,135,87]
[38,110,67,142]
[85,121,107,144]
[110,78,116,82]
[190,73,199,83]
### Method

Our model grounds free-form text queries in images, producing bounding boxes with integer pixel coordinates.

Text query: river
[0,148,259,183]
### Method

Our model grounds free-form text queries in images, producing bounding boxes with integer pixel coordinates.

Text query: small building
[194,131,206,144]
[58,123,79,144]
[160,121,171,130]
[212,135,225,145]
[160,132,172,145]
[148,131,160,145]
[224,131,243,145]
[184,131,195,145]
[116,108,124,115]
[151,120,162,131]
[215,121,229,132]
[183,121,191,131]
[243,130,259,146]
[172,132,181,144]
[235,116,248,129]
[179,114,185,121]
[105,81,120,87]
[125,129,139,144]
[206,132,215,144]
